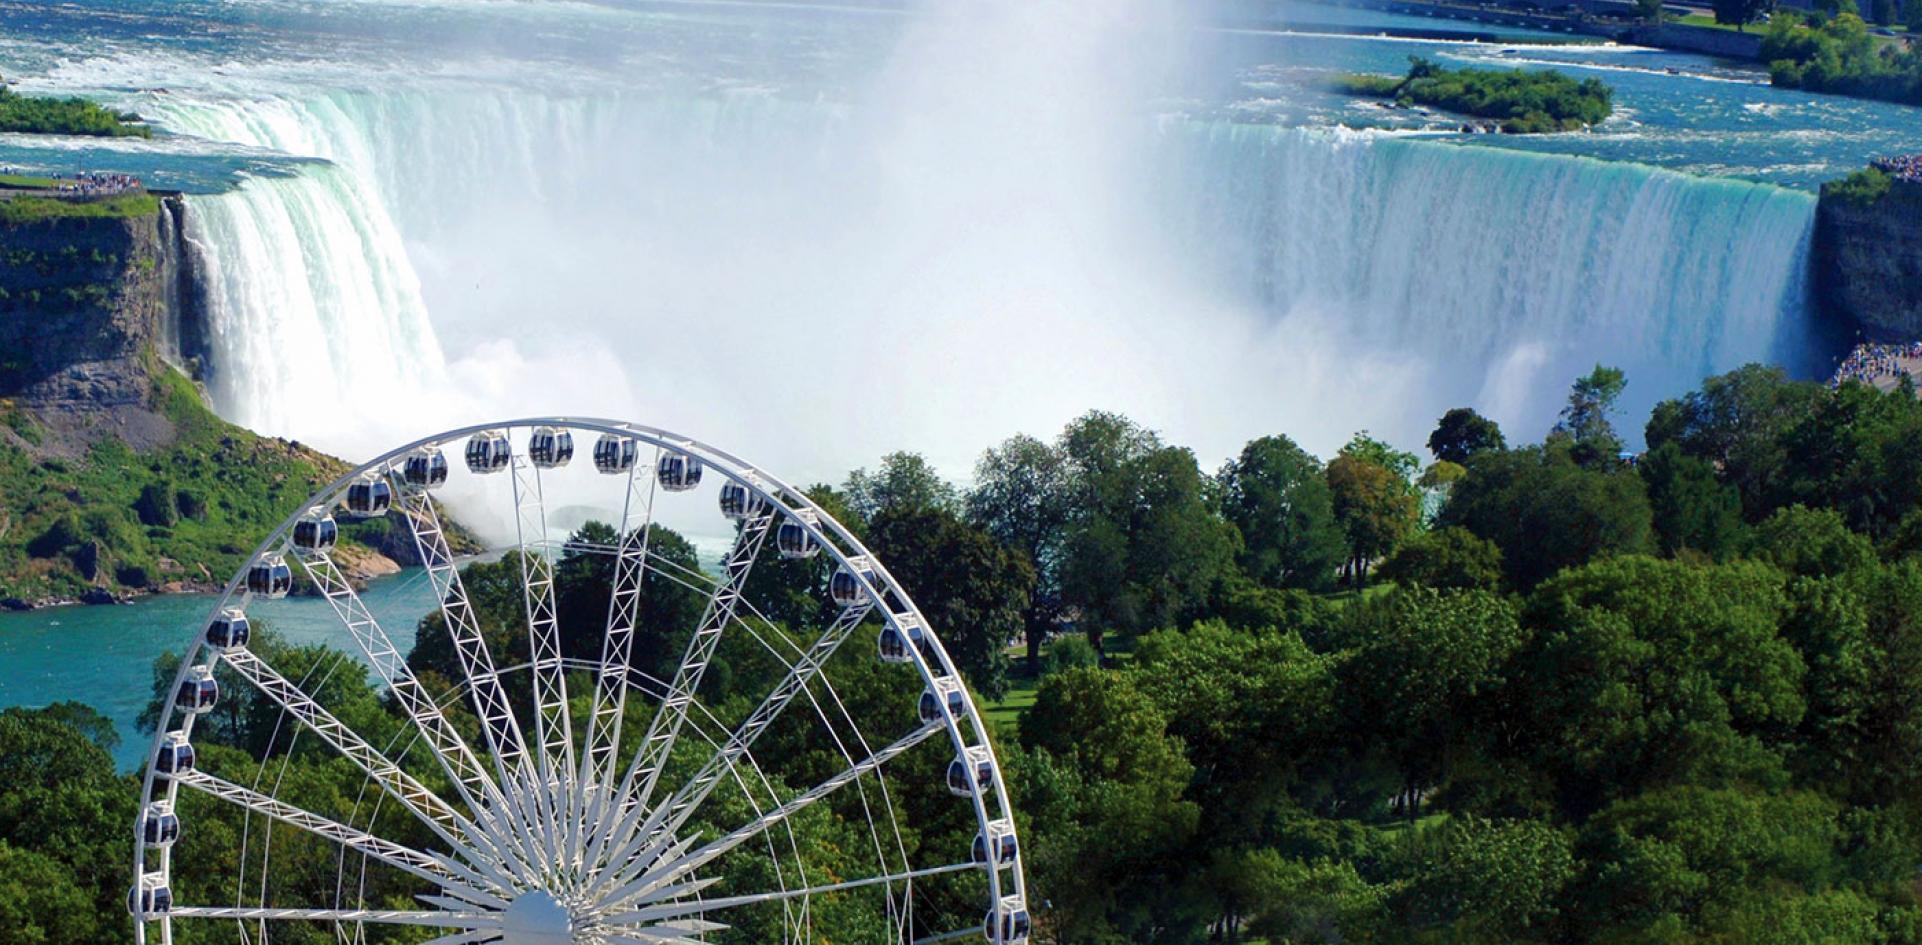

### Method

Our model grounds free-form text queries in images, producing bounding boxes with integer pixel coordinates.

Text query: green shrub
[1046,635,1101,674]
[1821,166,1893,205]
[134,482,178,527]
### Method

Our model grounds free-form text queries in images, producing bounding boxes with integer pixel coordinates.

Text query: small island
[1334,57,1615,133]
[0,80,150,138]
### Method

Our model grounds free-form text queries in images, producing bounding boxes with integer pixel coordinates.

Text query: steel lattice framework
[133,418,1028,945]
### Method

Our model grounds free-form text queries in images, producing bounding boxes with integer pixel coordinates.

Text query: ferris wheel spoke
[213,650,531,883]
[591,510,776,870]
[596,720,944,910]
[579,455,662,865]
[169,770,509,906]
[647,601,873,849]
[508,456,575,825]
[391,479,556,872]
[599,861,974,926]
[167,906,496,928]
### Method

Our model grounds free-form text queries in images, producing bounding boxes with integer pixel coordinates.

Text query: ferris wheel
[132,418,1029,945]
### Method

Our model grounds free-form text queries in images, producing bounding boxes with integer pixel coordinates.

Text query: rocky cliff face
[1814,178,1922,341]
[0,194,208,452]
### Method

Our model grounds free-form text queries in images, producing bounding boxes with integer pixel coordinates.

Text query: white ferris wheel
[132,418,1029,945]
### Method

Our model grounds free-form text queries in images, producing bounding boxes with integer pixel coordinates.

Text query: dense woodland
[0,81,149,138]
[13,361,1922,943]
[1761,10,1922,104]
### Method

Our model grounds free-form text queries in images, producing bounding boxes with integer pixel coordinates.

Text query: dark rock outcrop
[1814,178,1922,341]
[0,194,208,453]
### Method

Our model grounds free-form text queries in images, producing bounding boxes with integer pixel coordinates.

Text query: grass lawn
[0,173,61,190]
[1675,12,1759,31]
[982,681,1038,735]
[0,191,157,223]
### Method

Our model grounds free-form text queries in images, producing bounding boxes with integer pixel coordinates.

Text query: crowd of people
[1873,154,1922,184]
[50,170,143,196]
[1831,340,1922,388]
[0,166,144,196]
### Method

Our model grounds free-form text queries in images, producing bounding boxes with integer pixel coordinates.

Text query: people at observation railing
[44,170,144,196]
[1830,340,1922,389]
[1873,154,1922,184]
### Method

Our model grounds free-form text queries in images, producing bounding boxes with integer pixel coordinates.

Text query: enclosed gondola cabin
[140,804,180,848]
[128,873,172,917]
[985,898,1031,944]
[972,820,1018,865]
[919,685,965,725]
[176,666,218,714]
[154,732,195,775]
[403,448,450,489]
[206,609,250,651]
[292,512,337,552]
[831,559,875,607]
[719,481,766,520]
[594,434,639,474]
[658,451,703,491]
[947,747,994,797]
[878,625,911,664]
[246,555,293,599]
[776,518,819,559]
[466,431,512,474]
[529,426,574,468]
[345,477,393,517]
[880,616,934,665]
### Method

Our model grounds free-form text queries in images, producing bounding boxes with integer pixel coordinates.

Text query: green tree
[1061,442,1237,649]
[1337,588,1524,818]
[1326,451,1419,588]
[1439,443,1653,590]
[0,842,99,945]
[843,451,958,522]
[1555,364,1628,464]
[1229,849,1387,945]
[1515,557,1805,816]
[1018,668,1201,944]
[1774,381,1922,540]
[1640,441,1745,558]
[1427,407,1507,465]
[0,706,140,924]
[1217,435,1345,592]
[966,433,1073,667]
[1646,363,1822,521]
[1575,786,1844,940]
[1375,526,1504,591]
[865,504,1033,697]
[1746,504,1875,579]
[1388,817,1574,940]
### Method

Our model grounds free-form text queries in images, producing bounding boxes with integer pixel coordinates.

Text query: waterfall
[1149,124,1821,443]
[156,83,1825,465]
[180,165,446,448]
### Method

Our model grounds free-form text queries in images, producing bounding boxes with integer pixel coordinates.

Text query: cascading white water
[1150,124,1820,442]
[144,2,1826,470]
[180,165,448,444]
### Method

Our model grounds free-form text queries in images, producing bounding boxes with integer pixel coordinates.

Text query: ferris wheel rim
[132,417,1028,945]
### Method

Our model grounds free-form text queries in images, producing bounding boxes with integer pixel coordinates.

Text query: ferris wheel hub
[500,889,576,945]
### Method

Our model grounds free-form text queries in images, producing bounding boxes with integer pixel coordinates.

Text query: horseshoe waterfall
[160,86,1822,468]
